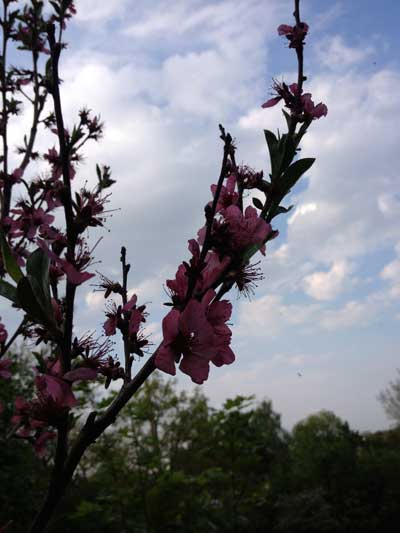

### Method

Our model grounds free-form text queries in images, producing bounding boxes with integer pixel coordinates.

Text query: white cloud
[85,291,105,312]
[315,35,375,70]
[303,260,353,301]
[288,202,318,225]
[75,0,130,22]
[380,241,400,297]
[236,293,321,338]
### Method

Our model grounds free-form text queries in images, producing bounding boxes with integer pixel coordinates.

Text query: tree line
[1,353,399,532]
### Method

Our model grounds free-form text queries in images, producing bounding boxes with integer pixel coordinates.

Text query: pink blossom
[237,166,263,189]
[11,396,45,435]
[122,293,137,312]
[197,207,271,257]
[51,299,63,324]
[11,168,23,183]
[103,294,146,340]
[261,95,283,108]
[262,80,298,110]
[210,174,239,212]
[61,260,94,285]
[166,263,188,303]
[34,431,56,458]
[155,290,235,384]
[203,291,235,368]
[155,309,181,375]
[301,93,328,119]
[277,24,294,36]
[8,207,55,240]
[0,321,8,344]
[277,22,309,48]
[36,374,77,408]
[44,147,76,180]
[38,239,95,285]
[223,205,272,255]
[262,81,327,120]
[63,367,98,382]
[129,308,145,335]
[200,252,230,289]
[0,358,12,379]
[166,242,230,304]
[103,314,118,336]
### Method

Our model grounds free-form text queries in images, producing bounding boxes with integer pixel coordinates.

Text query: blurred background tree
[379,369,400,427]
[2,350,400,532]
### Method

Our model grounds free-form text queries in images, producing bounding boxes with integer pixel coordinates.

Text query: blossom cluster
[155,169,272,384]
[262,23,327,121]
[0,2,327,475]
[0,1,121,457]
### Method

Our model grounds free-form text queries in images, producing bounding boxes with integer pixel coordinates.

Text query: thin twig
[1,0,9,218]
[120,246,133,380]
[184,125,233,304]
[0,317,26,359]
[47,23,77,374]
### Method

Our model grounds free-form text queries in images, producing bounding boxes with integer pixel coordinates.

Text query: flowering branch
[0,1,329,531]
[0,0,10,216]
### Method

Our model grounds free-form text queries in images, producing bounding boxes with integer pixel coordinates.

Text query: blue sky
[4,0,400,431]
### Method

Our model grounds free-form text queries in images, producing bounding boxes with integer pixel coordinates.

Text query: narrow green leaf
[280,158,315,192]
[279,134,297,174]
[264,129,282,179]
[0,230,23,283]
[26,248,52,315]
[17,276,49,325]
[271,204,294,220]
[0,278,18,304]
[282,109,292,130]
[252,197,264,210]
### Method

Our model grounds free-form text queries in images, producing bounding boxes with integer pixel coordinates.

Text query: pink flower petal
[262,96,282,108]
[155,344,177,376]
[63,367,98,382]
[277,24,293,35]
[179,354,210,384]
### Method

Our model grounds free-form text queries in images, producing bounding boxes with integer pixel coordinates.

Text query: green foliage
[0,278,18,304]
[0,229,24,283]
[2,363,400,532]
[26,248,53,318]
[379,369,400,427]
[15,248,57,330]
[0,349,49,532]
[280,157,315,192]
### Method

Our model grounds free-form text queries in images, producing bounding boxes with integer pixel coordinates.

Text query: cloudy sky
[5,0,400,431]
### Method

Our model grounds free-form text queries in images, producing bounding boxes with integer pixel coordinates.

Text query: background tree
[378,369,400,427]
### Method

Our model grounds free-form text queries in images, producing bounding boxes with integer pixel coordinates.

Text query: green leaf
[252,197,264,210]
[26,248,53,315]
[264,129,282,179]
[17,276,50,325]
[282,109,292,130]
[271,204,294,220]
[279,134,298,174]
[0,278,18,304]
[280,158,315,192]
[0,230,23,283]
[32,351,47,373]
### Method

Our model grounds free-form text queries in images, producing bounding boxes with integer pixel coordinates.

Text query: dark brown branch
[29,352,157,533]
[1,0,9,219]
[0,317,26,359]
[120,246,133,380]
[47,24,77,374]
[184,125,233,304]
